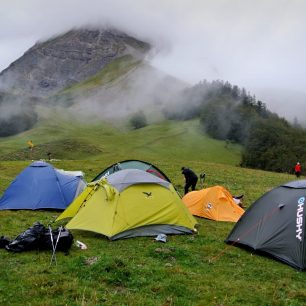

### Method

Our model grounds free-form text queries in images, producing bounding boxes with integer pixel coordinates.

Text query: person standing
[294,162,302,178]
[181,167,198,195]
[27,140,34,160]
[27,140,34,151]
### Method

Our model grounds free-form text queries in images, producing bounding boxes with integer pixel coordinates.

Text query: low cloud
[0,0,305,122]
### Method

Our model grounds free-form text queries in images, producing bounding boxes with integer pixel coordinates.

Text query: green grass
[0,118,241,165]
[44,54,141,108]
[58,55,140,94]
[0,119,305,305]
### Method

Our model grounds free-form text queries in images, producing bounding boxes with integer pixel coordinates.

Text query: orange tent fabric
[182,186,245,222]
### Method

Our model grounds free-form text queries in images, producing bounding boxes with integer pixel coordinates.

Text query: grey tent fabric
[106,169,170,192]
[282,180,306,189]
[226,180,306,270]
[110,224,193,240]
[92,159,171,182]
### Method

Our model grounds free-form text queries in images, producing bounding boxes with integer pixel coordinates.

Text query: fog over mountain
[0,27,187,135]
[0,0,305,122]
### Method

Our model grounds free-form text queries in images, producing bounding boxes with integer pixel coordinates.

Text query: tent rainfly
[57,169,197,240]
[182,186,245,222]
[0,161,86,210]
[92,159,171,182]
[226,180,306,270]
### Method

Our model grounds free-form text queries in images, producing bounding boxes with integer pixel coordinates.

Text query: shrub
[129,111,147,129]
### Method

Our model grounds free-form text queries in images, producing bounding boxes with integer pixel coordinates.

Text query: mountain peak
[0,28,150,97]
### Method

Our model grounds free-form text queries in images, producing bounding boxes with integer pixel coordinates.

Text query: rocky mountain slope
[0,28,150,97]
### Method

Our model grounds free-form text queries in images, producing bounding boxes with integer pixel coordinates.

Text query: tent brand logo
[205,203,212,211]
[143,192,152,198]
[296,197,305,241]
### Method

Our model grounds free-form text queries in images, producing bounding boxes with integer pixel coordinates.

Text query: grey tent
[107,168,170,192]
[225,180,306,270]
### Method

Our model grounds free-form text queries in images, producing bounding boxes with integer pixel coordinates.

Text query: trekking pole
[50,226,63,266]
[49,225,57,266]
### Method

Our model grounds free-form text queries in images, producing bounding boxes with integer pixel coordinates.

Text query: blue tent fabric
[0,161,85,210]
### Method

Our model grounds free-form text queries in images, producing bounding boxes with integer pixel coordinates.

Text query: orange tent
[182,186,245,222]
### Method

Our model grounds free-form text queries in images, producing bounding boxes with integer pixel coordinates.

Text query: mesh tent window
[92,160,171,182]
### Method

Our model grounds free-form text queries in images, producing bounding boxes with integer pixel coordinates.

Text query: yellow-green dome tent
[57,169,197,240]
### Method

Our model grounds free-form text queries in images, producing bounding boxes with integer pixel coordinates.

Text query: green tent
[92,159,171,182]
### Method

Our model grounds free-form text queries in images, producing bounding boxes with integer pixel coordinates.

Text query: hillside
[0,117,241,166]
[49,55,188,120]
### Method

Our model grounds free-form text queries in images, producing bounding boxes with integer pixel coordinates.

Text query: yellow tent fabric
[57,179,197,240]
[182,186,245,222]
[56,179,115,221]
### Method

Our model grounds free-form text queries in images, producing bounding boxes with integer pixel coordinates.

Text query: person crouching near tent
[181,167,198,195]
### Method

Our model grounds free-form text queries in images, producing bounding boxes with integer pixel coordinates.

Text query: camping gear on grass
[155,234,167,243]
[182,186,245,222]
[75,240,88,250]
[5,222,45,252]
[232,194,245,208]
[226,180,306,270]
[0,161,86,210]
[48,225,65,266]
[5,222,73,253]
[43,226,73,253]
[92,159,171,182]
[57,169,197,240]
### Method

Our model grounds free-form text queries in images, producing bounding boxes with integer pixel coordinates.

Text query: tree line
[163,80,306,173]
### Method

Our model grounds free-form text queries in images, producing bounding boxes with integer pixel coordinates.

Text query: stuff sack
[6,222,46,252]
[42,227,73,253]
[4,222,73,253]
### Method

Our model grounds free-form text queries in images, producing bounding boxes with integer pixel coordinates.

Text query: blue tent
[0,161,86,210]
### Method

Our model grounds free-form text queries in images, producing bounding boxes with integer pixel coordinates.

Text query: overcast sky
[0,0,305,120]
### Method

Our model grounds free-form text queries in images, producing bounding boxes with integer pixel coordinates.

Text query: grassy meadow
[0,119,305,305]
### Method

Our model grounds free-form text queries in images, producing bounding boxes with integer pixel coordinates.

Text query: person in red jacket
[294,162,302,178]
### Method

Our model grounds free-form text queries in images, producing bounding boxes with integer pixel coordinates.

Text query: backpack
[41,227,73,253]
